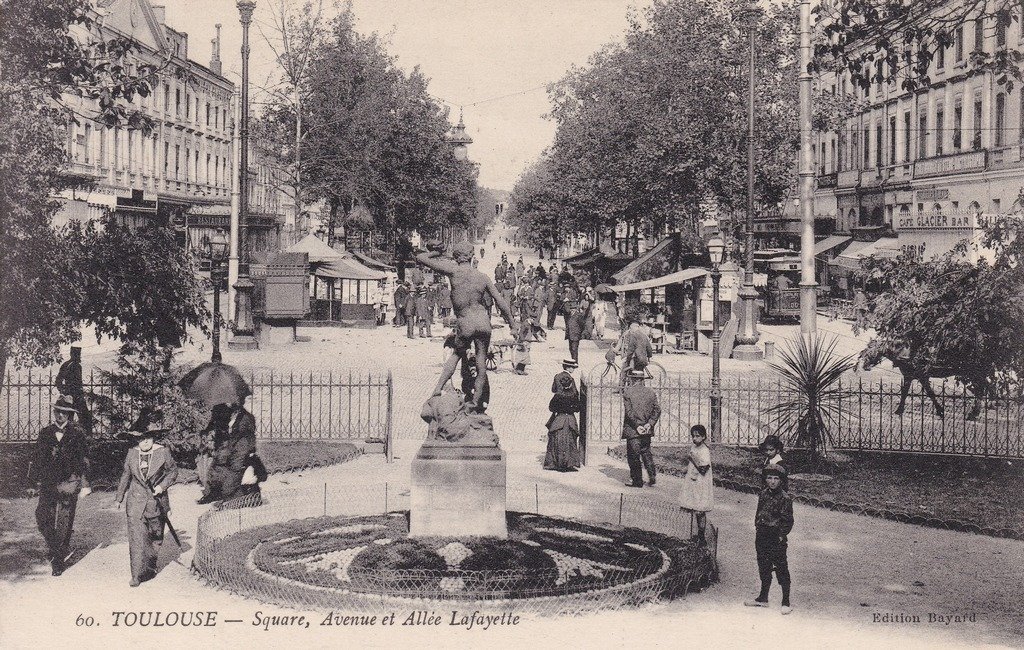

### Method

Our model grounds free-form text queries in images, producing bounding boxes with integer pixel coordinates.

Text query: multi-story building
[57,0,234,243]
[813,6,1024,264]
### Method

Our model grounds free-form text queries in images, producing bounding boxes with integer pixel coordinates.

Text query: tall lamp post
[733,4,764,361]
[708,235,725,441]
[230,0,258,350]
[205,229,230,363]
[797,0,818,333]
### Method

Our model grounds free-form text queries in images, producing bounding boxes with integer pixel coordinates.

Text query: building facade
[813,6,1024,263]
[57,0,234,243]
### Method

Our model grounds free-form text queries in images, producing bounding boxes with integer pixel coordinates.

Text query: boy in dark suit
[745,464,795,614]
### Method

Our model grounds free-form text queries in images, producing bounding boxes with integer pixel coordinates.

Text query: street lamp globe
[450,110,473,161]
[208,227,229,262]
[707,235,726,266]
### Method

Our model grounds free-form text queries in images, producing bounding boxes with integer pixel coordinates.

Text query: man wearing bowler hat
[115,419,178,586]
[621,369,660,488]
[31,395,89,575]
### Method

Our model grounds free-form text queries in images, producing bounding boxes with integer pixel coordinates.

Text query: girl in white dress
[679,424,713,544]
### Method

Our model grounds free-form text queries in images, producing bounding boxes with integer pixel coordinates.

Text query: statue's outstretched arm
[415,250,458,276]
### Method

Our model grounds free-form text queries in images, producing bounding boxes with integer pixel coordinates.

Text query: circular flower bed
[209,511,715,610]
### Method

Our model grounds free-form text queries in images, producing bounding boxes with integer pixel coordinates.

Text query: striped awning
[813,235,852,256]
[610,267,708,292]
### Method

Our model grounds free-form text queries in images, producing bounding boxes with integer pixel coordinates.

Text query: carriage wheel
[485,352,498,371]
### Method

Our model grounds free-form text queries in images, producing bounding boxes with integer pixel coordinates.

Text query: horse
[859,347,985,420]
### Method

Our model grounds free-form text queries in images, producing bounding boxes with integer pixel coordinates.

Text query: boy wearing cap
[115,422,178,587]
[759,435,788,490]
[745,464,795,614]
[31,395,89,576]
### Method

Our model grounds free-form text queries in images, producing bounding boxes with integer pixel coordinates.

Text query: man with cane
[30,395,89,576]
[115,418,179,587]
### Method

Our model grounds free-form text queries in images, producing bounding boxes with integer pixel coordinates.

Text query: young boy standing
[744,464,794,614]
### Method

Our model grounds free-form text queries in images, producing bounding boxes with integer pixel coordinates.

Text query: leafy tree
[0,0,169,377]
[815,0,1024,92]
[92,340,207,460]
[254,0,339,235]
[520,0,799,254]
[855,210,1024,397]
[290,11,478,252]
[63,220,210,350]
[507,157,574,255]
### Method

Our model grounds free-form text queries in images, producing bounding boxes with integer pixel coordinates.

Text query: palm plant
[766,334,856,466]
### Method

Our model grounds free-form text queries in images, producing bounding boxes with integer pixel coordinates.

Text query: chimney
[151,4,166,24]
[210,24,222,75]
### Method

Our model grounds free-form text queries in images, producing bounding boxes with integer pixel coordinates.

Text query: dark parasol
[178,362,251,408]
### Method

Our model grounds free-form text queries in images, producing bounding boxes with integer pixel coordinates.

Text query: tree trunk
[294,89,303,237]
[327,197,339,248]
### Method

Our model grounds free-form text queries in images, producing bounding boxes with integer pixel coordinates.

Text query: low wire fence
[0,370,393,447]
[581,373,1024,458]
[193,482,718,615]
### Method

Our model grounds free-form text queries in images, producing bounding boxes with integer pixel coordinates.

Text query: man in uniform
[621,369,660,488]
[56,345,92,436]
[31,395,89,575]
[393,282,409,327]
[416,286,433,338]
[405,285,419,339]
[417,241,518,412]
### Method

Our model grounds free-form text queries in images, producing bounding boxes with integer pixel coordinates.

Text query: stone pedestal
[258,318,297,347]
[409,442,507,539]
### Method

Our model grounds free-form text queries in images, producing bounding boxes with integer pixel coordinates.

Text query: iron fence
[192,482,718,615]
[0,369,393,447]
[581,372,1024,458]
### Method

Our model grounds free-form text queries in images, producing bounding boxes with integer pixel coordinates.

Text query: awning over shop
[813,235,852,256]
[829,238,900,271]
[352,250,395,271]
[314,256,387,281]
[610,267,708,293]
[285,233,344,264]
[86,192,118,208]
[562,247,602,265]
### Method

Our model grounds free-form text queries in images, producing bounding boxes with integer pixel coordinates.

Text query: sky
[149,0,653,191]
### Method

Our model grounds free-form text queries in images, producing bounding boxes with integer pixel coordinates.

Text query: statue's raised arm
[415,242,460,277]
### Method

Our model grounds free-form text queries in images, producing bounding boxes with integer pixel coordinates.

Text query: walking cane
[148,484,182,547]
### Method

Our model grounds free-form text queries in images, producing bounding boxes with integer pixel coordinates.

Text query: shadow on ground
[0,492,124,582]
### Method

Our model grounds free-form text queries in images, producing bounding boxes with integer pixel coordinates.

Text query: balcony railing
[914,150,987,178]
[816,172,838,188]
[989,145,1022,168]
[860,169,882,187]
[837,170,860,187]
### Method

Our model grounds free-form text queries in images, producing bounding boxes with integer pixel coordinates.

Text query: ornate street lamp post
[734,4,764,360]
[231,0,258,350]
[708,235,725,441]
[205,228,230,363]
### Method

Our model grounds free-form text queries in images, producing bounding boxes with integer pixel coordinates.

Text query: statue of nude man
[417,241,518,412]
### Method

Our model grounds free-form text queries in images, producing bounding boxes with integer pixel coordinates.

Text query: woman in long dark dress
[544,364,581,471]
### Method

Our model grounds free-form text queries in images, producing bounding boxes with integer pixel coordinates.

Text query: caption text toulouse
[104,610,521,631]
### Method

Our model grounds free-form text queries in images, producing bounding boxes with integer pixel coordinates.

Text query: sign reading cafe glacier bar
[898,211,976,230]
